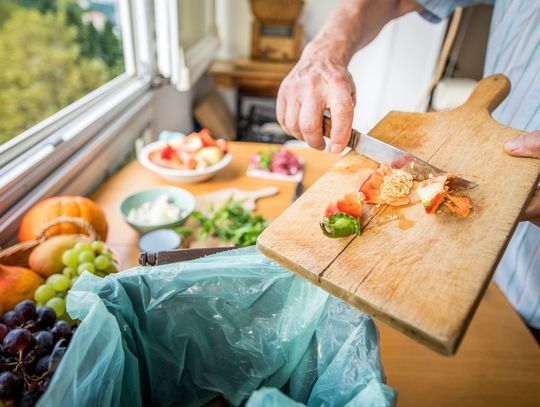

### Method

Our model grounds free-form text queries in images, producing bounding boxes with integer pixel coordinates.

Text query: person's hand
[504,131,540,226]
[275,0,422,153]
[276,41,356,153]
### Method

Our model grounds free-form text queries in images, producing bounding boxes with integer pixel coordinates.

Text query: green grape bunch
[34,240,118,319]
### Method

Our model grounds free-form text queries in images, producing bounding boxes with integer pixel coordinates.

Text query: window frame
[0,0,157,242]
[155,0,219,91]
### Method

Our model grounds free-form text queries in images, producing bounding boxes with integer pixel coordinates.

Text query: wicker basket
[0,216,119,270]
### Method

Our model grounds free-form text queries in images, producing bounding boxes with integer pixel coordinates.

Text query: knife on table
[292,179,304,202]
[322,112,477,191]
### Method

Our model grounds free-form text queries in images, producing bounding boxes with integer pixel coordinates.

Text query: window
[178,0,215,50]
[0,0,125,146]
[0,0,154,242]
[155,0,218,91]
[0,0,215,243]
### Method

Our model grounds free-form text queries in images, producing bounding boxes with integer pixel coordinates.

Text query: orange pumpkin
[18,196,108,242]
[0,264,44,314]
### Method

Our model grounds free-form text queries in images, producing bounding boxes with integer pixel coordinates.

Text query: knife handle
[139,247,235,266]
[322,111,360,150]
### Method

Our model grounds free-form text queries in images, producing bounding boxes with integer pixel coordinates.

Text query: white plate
[138,140,232,184]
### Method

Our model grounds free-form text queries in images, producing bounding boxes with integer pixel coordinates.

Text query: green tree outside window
[0,0,124,145]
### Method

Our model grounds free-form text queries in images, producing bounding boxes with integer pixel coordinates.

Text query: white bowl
[138,140,232,183]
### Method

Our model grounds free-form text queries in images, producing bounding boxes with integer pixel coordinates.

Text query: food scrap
[320,213,361,238]
[360,164,413,206]
[320,192,364,238]
[148,129,229,170]
[417,174,471,217]
[321,163,472,238]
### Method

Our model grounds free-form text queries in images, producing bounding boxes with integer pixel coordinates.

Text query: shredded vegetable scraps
[380,169,414,199]
[444,194,471,217]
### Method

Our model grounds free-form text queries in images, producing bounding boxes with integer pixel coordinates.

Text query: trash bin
[37,247,395,407]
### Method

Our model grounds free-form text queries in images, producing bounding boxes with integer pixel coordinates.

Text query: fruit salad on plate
[148,129,229,171]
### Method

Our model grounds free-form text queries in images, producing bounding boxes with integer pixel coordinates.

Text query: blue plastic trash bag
[37,247,395,407]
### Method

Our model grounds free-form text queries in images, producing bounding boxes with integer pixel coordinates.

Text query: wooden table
[92,142,540,407]
[209,58,294,96]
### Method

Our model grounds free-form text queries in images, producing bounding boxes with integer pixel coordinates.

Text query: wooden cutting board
[257,75,540,355]
[195,186,279,212]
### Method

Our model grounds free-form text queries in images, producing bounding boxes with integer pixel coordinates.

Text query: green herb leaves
[191,199,268,247]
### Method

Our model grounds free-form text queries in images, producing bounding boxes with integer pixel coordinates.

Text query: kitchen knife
[322,112,478,191]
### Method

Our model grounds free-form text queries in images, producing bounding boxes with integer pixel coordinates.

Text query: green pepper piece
[319,213,360,238]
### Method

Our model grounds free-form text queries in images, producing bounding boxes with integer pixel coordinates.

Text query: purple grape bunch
[0,300,75,406]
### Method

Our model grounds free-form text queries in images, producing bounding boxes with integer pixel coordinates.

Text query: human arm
[276,0,422,153]
[504,131,540,227]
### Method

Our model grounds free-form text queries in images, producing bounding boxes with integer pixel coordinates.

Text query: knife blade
[322,113,477,191]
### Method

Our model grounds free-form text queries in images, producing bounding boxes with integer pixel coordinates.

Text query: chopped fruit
[148,129,228,170]
[184,133,205,153]
[360,164,412,206]
[359,166,385,202]
[198,128,217,147]
[444,194,471,217]
[160,145,174,160]
[324,192,364,219]
[215,139,229,153]
[324,202,340,218]
[320,213,360,238]
[321,193,363,238]
[416,175,448,214]
[417,174,471,217]
[336,192,364,218]
[322,164,471,239]
[195,146,224,168]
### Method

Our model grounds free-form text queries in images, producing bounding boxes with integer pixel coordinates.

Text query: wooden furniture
[193,91,236,139]
[91,141,540,406]
[210,58,293,97]
[257,75,540,355]
[249,0,304,61]
[209,58,294,140]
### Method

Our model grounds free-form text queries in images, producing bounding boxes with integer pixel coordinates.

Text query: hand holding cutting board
[504,130,540,226]
[260,75,540,355]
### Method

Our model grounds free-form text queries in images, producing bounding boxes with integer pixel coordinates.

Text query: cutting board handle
[461,74,510,114]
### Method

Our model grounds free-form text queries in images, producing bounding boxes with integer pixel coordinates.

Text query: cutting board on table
[187,187,279,248]
[257,75,540,355]
[195,186,279,212]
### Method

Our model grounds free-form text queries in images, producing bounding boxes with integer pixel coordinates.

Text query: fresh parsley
[190,199,268,247]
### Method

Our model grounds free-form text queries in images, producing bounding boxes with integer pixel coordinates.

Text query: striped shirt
[417,0,540,328]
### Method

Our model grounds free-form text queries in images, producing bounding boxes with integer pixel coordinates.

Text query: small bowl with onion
[138,129,232,184]
[119,187,196,234]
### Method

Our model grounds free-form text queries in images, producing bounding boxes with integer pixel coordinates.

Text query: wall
[215,0,448,132]
[447,4,492,80]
